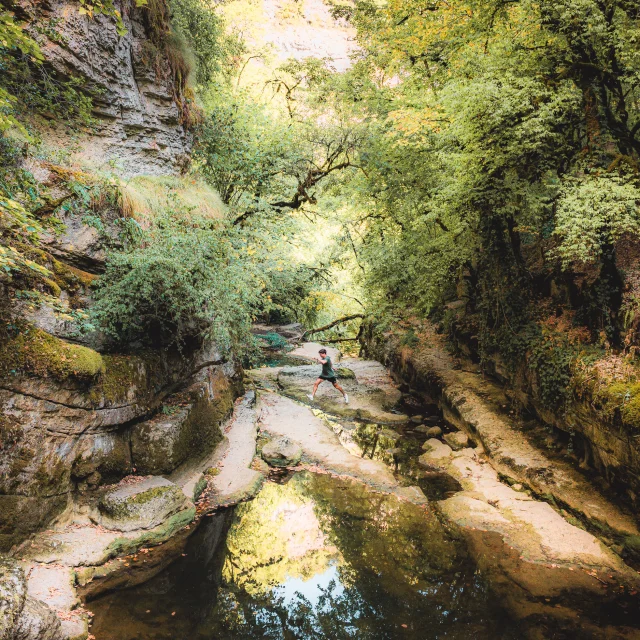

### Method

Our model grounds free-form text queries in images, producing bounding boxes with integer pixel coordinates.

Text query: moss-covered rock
[97,476,190,532]
[130,370,233,475]
[0,323,104,382]
[337,366,356,379]
[0,558,26,638]
[592,380,640,430]
[0,558,63,640]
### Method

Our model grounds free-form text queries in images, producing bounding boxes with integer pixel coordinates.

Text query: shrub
[92,207,260,355]
[262,332,289,350]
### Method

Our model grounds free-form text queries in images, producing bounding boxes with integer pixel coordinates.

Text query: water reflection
[89,472,516,639]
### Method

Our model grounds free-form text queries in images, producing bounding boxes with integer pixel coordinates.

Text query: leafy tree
[329,0,640,352]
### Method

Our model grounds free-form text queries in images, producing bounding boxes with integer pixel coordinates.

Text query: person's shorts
[319,375,338,383]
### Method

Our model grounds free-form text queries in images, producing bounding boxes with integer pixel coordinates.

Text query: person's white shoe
[344,394,349,404]
[307,394,314,402]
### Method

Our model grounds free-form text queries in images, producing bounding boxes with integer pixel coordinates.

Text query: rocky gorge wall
[359,320,640,550]
[0,0,240,555]
[15,0,192,176]
[442,312,640,510]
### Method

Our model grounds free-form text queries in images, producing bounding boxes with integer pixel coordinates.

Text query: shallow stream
[89,471,517,639]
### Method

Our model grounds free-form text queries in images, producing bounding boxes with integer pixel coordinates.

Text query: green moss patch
[0,323,104,382]
[94,353,162,405]
[51,258,97,289]
[104,507,196,558]
[593,381,640,430]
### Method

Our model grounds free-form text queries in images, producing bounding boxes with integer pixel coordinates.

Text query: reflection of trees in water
[205,471,511,639]
[221,479,341,595]
[90,472,515,639]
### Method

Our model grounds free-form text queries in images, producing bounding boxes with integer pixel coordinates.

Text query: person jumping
[308,348,349,404]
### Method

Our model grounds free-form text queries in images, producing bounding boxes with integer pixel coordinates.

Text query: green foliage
[169,0,241,86]
[92,204,261,354]
[0,7,98,131]
[78,0,149,36]
[312,0,640,396]
[553,175,640,266]
[0,9,43,133]
[261,332,289,350]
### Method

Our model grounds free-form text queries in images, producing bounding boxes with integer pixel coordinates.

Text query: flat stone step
[195,391,265,509]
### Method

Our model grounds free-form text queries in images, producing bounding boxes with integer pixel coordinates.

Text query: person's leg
[332,381,349,403]
[308,378,323,400]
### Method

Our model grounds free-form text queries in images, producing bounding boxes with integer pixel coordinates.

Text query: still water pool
[89,472,517,639]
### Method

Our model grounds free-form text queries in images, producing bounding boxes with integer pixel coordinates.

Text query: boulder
[0,558,62,640]
[418,439,453,467]
[97,477,190,533]
[443,431,470,451]
[261,437,302,467]
[337,367,356,379]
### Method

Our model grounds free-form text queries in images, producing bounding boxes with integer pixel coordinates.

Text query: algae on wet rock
[102,507,196,560]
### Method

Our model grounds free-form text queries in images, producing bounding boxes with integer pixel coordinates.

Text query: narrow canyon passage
[3,2,640,639]
[86,348,640,639]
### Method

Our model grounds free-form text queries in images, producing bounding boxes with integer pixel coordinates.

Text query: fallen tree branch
[302,314,365,338]
[316,337,359,344]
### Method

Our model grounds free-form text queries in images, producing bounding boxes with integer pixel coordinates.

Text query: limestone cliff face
[18,0,191,176]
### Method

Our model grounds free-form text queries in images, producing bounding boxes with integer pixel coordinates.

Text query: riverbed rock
[410,415,424,424]
[443,431,470,451]
[97,477,190,532]
[275,359,405,423]
[419,439,453,467]
[362,320,640,540]
[426,426,443,438]
[262,437,302,467]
